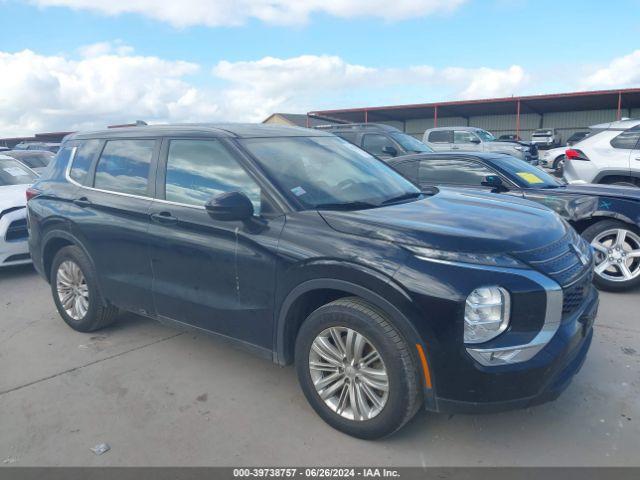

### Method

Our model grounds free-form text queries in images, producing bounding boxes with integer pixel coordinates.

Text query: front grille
[512,232,594,316]
[5,219,28,242]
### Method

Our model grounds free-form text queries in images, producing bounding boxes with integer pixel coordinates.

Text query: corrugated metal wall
[380,108,637,142]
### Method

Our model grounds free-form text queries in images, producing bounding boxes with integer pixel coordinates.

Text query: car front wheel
[295,297,422,439]
[582,220,640,291]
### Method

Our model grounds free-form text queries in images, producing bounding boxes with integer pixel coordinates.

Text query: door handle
[451,146,460,150]
[150,212,178,225]
[635,157,640,161]
[73,197,92,207]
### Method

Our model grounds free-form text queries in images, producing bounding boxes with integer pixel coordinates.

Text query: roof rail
[314,123,387,130]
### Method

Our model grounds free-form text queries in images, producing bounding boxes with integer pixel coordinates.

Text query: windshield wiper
[380,191,423,205]
[315,201,378,211]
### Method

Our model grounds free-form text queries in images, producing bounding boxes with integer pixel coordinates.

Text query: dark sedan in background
[389,152,640,291]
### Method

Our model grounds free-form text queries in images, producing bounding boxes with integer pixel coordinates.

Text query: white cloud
[0,48,529,136]
[443,65,528,99]
[29,0,466,27]
[212,55,528,120]
[0,46,218,137]
[78,40,134,57]
[580,50,640,90]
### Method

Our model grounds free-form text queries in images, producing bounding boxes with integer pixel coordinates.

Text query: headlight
[464,286,510,344]
[514,146,525,151]
[404,245,525,269]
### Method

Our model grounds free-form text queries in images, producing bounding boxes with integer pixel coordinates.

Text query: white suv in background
[563,119,640,187]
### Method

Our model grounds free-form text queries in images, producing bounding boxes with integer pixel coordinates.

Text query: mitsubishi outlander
[27,124,598,439]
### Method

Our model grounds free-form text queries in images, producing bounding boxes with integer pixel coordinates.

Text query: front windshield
[475,130,496,142]
[0,158,37,186]
[491,155,563,188]
[390,133,433,153]
[240,136,421,210]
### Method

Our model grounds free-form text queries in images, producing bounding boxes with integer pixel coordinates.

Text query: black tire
[581,220,640,292]
[295,297,422,439]
[50,245,118,332]
[552,155,565,171]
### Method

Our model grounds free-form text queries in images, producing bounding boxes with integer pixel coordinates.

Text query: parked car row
[21,123,602,440]
[0,154,39,268]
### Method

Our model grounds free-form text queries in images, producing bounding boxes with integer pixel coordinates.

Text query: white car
[530,129,561,149]
[541,146,568,171]
[562,119,640,187]
[0,155,38,267]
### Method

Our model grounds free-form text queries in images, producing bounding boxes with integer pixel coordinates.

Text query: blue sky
[0,0,639,135]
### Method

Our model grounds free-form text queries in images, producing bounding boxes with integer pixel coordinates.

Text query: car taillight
[565,148,589,161]
[26,187,39,201]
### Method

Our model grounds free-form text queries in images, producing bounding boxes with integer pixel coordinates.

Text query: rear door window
[428,130,452,143]
[94,139,155,196]
[419,158,494,187]
[334,132,358,145]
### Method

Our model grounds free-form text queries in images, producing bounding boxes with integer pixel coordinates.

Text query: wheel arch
[571,212,639,234]
[41,229,96,284]
[274,278,427,368]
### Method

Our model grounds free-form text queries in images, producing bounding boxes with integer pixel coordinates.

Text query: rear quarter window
[69,139,102,184]
[610,130,640,149]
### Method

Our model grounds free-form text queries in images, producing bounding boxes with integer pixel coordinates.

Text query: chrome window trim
[65,144,223,210]
[64,147,81,187]
[65,145,153,201]
[153,198,206,210]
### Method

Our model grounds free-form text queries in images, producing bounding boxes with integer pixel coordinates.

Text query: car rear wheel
[582,220,640,291]
[552,155,565,171]
[50,245,118,332]
[295,297,422,439]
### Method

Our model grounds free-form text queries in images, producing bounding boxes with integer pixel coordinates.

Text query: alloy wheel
[308,326,389,421]
[591,228,640,283]
[56,260,90,320]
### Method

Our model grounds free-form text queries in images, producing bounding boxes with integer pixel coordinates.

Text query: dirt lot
[1,264,638,466]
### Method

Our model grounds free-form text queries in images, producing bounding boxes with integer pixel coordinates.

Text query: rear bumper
[430,287,598,414]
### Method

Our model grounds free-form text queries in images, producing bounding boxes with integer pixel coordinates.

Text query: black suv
[27,124,598,439]
[316,123,433,160]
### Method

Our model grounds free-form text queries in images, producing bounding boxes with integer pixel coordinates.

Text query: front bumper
[433,286,598,414]
[0,208,30,267]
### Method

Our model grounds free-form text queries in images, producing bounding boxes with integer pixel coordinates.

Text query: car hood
[0,184,28,211]
[319,187,566,253]
[552,184,640,201]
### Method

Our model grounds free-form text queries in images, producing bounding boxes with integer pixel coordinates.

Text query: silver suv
[563,119,640,187]
[422,126,538,164]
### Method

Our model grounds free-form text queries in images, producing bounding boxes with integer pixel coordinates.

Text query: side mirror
[205,191,254,221]
[470,137,481,144]
[481,175,507,191]
[381,145,398,157]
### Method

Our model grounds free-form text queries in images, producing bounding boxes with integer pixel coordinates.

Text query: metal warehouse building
[307,88,640,142]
